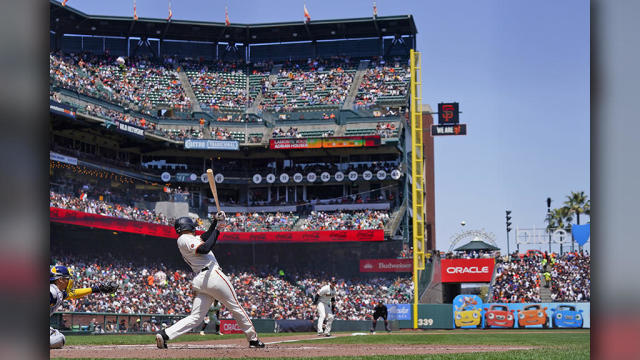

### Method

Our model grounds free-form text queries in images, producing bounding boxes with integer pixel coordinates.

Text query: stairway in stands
[539,278,553,302]
[176,66,202,112]
[341,59,370,110]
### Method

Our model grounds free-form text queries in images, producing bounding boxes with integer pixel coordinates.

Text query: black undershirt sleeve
[196,219,219,254]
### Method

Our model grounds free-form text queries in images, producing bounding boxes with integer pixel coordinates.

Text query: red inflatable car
[483,305,515,328]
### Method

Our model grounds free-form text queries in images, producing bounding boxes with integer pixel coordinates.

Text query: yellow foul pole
[409,49,424,329]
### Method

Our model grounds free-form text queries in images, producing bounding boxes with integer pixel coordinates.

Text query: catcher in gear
[49,265,118,349]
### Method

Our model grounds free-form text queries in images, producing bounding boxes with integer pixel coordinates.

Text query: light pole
[547,198,552,253]
[505,210,512,255]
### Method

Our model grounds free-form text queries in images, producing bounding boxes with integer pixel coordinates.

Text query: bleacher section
[185,67,248,112]
[355,61,410,108]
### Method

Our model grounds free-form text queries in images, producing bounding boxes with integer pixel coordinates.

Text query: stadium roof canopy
[50,1,417,44]
[454,239,500,252]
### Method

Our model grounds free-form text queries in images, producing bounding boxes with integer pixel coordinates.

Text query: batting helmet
[175,217,196,234]
[50,265,72,282]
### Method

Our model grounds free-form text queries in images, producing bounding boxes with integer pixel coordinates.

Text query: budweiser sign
[440,258,495,283]
[359,259,412,273]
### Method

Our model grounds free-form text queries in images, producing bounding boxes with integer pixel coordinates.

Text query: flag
[80,193,87,201]
[304,4,311,23]
[373,1,378,18]
[133,0,138,20]
[62,0,68,6]
[167,0,172,21]
[225,6,230,26]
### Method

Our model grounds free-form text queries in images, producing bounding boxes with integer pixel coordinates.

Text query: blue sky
[69,0,590,253]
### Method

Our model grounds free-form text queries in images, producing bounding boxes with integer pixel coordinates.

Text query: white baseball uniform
[316,284,336,335]
[49,284,66,349]
[163,233,258,342]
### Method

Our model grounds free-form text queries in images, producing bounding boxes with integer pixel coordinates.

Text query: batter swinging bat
[206,169,220,213]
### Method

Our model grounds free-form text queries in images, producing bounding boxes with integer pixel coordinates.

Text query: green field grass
[58,329,590,360]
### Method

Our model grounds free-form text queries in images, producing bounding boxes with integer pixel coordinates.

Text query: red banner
[218,229,383,243]
[50,208,384,243]
[359,259,413,272]
[219,320,243,334]
[440,258,495,283]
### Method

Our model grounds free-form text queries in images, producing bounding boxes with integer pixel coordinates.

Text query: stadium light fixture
[292,32,298,37]
[505,210,512,255]
[330,30,336,35]
[381,28,387,32]
[91,26,96,31]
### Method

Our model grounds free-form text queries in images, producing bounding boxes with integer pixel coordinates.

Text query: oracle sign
[441,258,495,283]
[359,259,412,273]
[220,320,243,334]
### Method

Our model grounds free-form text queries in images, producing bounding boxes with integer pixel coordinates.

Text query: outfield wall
[52,302,590,335]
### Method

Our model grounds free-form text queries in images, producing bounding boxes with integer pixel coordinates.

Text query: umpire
[370,300,391,333]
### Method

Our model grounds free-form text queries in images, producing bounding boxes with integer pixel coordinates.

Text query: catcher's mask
[50,265,74,293]
[175,217,196,234]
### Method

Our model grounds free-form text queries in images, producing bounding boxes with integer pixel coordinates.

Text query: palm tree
[564,191,588,225]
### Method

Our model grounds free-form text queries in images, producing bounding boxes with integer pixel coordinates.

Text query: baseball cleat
[199,331,205,336]
[317,333,324,336]
[216,331,223,335]
[324,333,331,337]
[155,333,167,349]
[249,339,265,348]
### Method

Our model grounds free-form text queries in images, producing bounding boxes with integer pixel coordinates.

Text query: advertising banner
[115,121,145,138]
[50,208,383,242]
[270,136,381,150]
[220,320,244,334]
[453,295,484,328]
[441,258,495,283]
[50,100,76,119]
[386,304,411,320]
[50,207,177,238]
[49,151,77,166]
[431,124,467,136]
[269,138,322,150]
[359,259,412,272]
[184,139,239,150]
[453,300,590,329]
[219,230,384,243]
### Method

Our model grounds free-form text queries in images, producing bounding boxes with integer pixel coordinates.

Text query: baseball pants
[164,266,258,342]
[316,302,335,335]
[50,327,65,349]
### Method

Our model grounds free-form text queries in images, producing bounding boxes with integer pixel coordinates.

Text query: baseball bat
[206,169,220,213]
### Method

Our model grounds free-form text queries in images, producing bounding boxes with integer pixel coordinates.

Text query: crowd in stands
[50,191,181,227]
[50,53,191,113]
[222,212,299,232]
[156,127,204,141]
[259,57,355,112]
[490,251,590,303]
[550,252,590,302]
[376,122,398,138]
[300,210,390,231]
[491,255,542,303]
[51,254,413,322]
[355,59,410,108]
[183,60,248,111]
[83,103,156,130]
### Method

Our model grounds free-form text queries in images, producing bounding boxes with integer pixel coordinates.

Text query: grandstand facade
[49,0,435,255]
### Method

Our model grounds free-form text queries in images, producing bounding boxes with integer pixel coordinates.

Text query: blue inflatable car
[551,305,584,328]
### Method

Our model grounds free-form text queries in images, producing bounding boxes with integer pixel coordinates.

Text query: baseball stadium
[48,1,590,359]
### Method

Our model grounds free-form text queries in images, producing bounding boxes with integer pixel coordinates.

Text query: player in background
[370,300,391,334]
[313,279,336,337]
[199,299,223,335]
[50,265,118,349]
[156,213,265,349]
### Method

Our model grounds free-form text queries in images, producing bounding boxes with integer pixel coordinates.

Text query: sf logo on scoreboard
[438,103,459,124]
